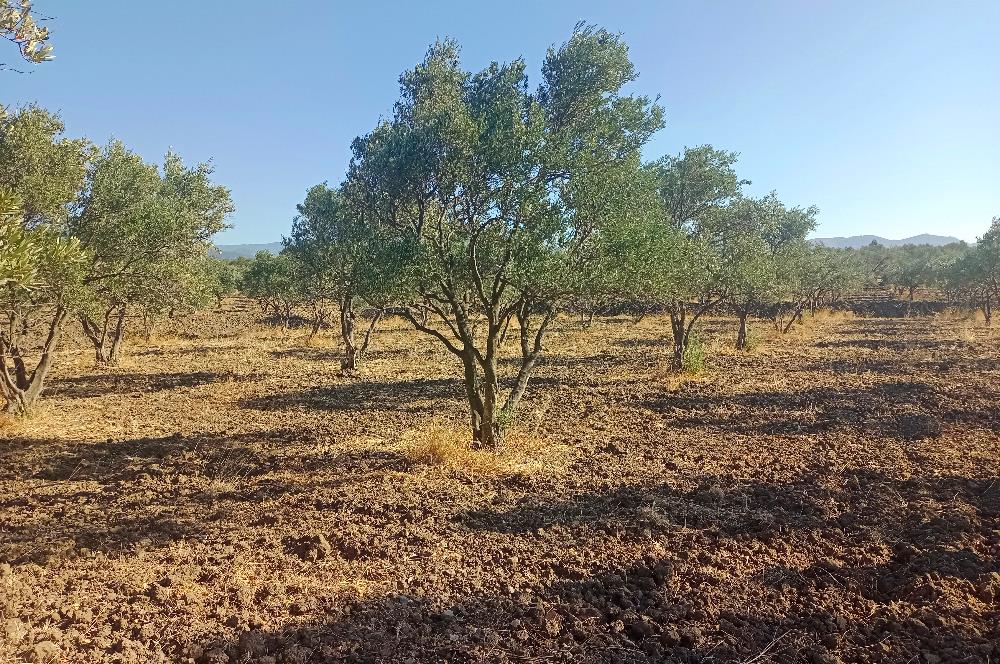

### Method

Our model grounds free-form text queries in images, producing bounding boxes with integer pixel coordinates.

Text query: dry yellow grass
[401,415,567,476]
[0,411,20,433]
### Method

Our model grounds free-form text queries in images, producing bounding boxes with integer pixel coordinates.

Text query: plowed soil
[1,307,998,664]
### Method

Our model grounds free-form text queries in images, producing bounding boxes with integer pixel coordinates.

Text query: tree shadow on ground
[0,428,415,564]
[443,469,995,661]
[270,346,411,362]
[132,341,249,358]
[457,475,833,537]
[240,377,464,414]
[0,430,273,482]
[642,381,953,439]
[813,338,948,352]
[48,370,222,399]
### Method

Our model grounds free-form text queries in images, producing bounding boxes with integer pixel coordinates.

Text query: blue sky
[5,1,998,243]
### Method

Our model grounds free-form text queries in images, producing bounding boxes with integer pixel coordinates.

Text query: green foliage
[944,218,1000,322]
[682,330,706,374]
[718,193,818,313]
[870,242,969,299]
[642,146,747,307]
[0,105,92,223]
[283,182,412,309]
[200,256,245,305]
[782,244,867,309]
[648,145,747,228]
[239,251,302,319]
[0,187,33,288]
[68,141,233,360]
[0,110,90,305]
[345,24,665,445]
[0,187,85,294]
[0,187,86,413]
[72,142,233,302]
[0,105,90,410]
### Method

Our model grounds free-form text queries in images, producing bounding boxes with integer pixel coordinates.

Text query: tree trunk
[459,347,490,447]
[782,301,806,334]
[107,307,126,364]
[668,304,686,371]
[736,310,749,350]
[0,305,68,415]
[478,363,502,449]
[340,296,358,373]
[1,389,30,416]
[500,305,553,430]
[310,307,323,340]
[983,296,993,327]
[81,306,126,365]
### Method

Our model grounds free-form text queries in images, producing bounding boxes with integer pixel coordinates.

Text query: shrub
[682,330,707,374]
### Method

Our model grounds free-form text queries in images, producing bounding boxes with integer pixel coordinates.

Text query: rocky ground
[1,306,998,663]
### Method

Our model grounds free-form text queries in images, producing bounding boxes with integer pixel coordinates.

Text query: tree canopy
[345,25,664,446]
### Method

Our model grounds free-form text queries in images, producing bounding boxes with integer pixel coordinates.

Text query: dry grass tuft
[0,405,55,438]
[956,320,979,343]
[401,417,567,476]
[404,422,499,474]
[652,364,712,391]
[937,307,978,323]
[0,411,20,433]
[303,333,338,348]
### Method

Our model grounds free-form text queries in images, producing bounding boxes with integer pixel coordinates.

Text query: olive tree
[0,189,86,414]
[776,245,866,332]
[239,250,302,326]
[946,218,999,326]
[201,255,244,308]
[644,145,747,369]
[284,183,408,371]
[0,105,90,414]
[70,142,233,364]
[0,105,91,223]
[346,26,664,447]
[719,194,817,349]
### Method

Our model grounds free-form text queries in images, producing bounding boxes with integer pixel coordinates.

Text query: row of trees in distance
[232,26,1000,448]
[0,105,233,414]
[3,24,997,448]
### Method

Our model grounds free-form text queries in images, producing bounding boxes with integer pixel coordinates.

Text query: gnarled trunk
[473,353,502,449]
[782,299,807,334]
[0,305,69,416]
[667,296,720,371]
[309,301,328,340]
[339,296,384,374]
[401,299,552,450]
[80,305,127,365]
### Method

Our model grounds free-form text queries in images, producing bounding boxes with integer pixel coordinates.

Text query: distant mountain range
[213,242,283,259]
[215,233,965,258]
[810,234,963,249]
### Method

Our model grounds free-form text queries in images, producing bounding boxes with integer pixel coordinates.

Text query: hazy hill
[811,234,963,249]
[213,242,283,259]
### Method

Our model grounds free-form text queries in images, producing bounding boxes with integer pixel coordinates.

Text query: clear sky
[5,1,998,243]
